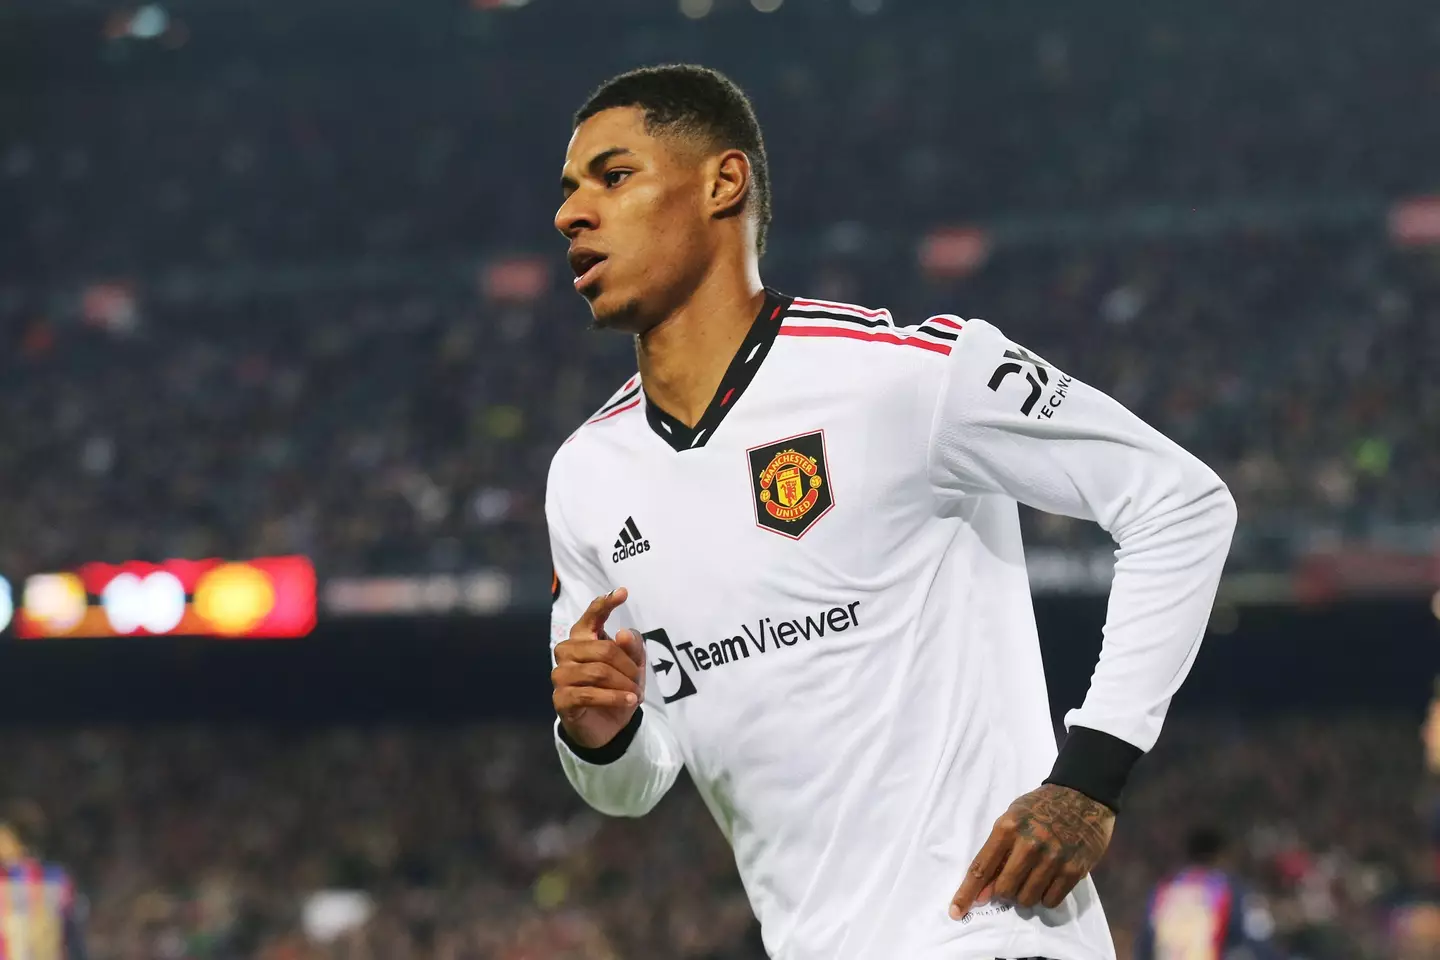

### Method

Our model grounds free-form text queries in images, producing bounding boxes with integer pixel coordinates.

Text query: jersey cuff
[1043,725,1143,813]
[556,707,644,765]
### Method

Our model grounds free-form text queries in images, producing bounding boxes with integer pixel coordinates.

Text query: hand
[949,783,1115,919]
[552,588,646,749]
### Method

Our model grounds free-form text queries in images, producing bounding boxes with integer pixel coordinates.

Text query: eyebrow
[560,147,636,194]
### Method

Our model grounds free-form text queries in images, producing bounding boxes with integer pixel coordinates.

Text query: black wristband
[1043,725,1143,813]
[557,707,644,765]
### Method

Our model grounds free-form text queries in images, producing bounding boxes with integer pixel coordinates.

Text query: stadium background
[3,0,1439,956]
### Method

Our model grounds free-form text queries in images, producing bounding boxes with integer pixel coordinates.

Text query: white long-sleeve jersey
[546,291,1237,960]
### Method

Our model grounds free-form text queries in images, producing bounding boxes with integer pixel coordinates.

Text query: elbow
[1173,467,1237,569]
[587,796,659,819]
[1203,473,1239,546]
[1122,462,1236,558]
[1123,460,1237,550]
[621,794,666,818]
[573,757,682,819]
[584,774,674,819]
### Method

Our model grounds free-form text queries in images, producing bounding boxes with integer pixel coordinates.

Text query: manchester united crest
[747,430,834,539]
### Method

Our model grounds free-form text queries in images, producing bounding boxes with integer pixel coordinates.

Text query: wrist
[557,708,644,765]
[1044,725,1142,813]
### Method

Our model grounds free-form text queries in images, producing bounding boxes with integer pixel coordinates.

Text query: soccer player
[547,64,1236,960]
[0,813,87,960]
[1133,827,1276,960]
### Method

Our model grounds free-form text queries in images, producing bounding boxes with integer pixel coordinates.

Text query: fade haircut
[575,64,772,256]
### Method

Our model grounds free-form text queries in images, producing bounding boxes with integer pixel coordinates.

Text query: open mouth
[569,251,608,290]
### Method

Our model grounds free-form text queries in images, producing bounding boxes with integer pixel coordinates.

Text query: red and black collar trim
[644,288,792,452]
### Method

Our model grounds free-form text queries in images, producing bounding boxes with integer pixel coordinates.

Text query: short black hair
[1185,826,1227,865]
[575,64,772,256]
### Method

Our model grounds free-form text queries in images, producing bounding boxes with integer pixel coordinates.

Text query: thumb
[614,627,646,669]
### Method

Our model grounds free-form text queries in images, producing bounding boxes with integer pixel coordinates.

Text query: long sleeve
[927,318,1236,805]
[546,459,685,817]
[553,706,685,817]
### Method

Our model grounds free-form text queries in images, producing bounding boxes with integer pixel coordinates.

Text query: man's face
[555,107,713,332]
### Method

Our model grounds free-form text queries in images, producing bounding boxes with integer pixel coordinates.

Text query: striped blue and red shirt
[0,860,84,960]
[1134,866,1271,960]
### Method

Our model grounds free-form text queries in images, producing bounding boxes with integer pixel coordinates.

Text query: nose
[554,191,596,239]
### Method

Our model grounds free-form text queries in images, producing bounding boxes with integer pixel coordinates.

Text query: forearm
[1054,471,1236,801]
[554,707,684,817]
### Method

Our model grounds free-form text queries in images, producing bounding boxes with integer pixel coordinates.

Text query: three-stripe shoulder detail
[563,374,642,444]
[780,297,964,355]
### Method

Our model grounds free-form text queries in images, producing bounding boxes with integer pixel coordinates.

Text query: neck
[636,254,765,428]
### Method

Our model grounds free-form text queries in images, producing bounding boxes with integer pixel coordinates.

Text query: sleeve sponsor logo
[987,346,1072,418]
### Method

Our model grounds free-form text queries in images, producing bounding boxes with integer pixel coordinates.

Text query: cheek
[626,215,701,283]
[658,204,711,261]
[638,187,704,248]
[607,187,708,293]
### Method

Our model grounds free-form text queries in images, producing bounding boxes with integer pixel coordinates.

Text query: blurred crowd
[2,231,1436,581]
[3,0,1438,584]
[0,713,1428,960]
[7,1,1439,275]
[3,5,1437,960]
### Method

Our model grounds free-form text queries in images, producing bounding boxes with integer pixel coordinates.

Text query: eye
[604,169,632,188]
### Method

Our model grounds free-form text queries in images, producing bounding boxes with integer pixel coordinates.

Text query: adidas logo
[611,516,651,564]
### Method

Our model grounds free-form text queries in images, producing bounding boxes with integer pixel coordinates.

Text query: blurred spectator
[2,233,1437,582]
[0,806,88,960]
[1133,826,1277,960]
[0,714,1422,959]
[3,3,1438,584]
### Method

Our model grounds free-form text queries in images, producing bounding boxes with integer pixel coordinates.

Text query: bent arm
[547,459,686,817]
[928,318,1237,807]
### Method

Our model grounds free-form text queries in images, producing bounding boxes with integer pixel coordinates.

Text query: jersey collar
[644,287,792,452]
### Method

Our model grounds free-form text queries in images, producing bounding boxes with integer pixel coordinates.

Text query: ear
[707,148,752,220]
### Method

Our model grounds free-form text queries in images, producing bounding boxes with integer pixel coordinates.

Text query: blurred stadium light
[15,558,317,638]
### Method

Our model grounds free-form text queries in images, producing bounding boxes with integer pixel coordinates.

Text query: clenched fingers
[1015,848,1064,908]
[550,660,640,698]
[612,627,646,671]
[1042,865,1086,909]
[553,685,637,712]
[989,836,1043,904]
[553,638,641,682]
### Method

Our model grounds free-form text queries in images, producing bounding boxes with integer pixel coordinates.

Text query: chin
[589,292,650,334]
